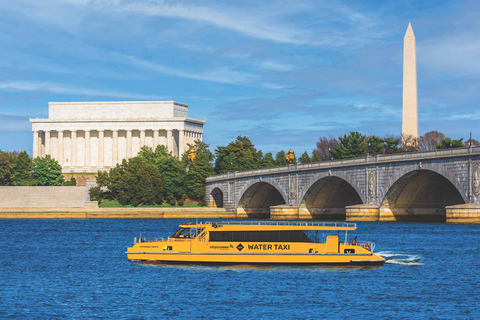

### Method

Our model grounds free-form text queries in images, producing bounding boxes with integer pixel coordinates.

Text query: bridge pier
[379,207,447,222]
[346,204,379,221]
[446,204,480,223]
[270,205,299,220]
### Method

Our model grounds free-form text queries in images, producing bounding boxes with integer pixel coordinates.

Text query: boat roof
[179,221,357,231]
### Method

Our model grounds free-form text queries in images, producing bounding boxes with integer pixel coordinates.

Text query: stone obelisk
[402,22,418,141]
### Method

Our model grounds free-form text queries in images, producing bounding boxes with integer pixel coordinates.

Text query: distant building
[30,101,205,173]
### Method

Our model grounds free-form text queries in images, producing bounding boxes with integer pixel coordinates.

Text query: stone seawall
[0,207,233,219]
[0,186,88,208]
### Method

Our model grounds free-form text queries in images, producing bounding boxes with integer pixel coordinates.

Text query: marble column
[45,131,51,155]
[71,130,77,168]
[33,131,39,158]
[153,129,159,150]
[140,129,146,148]
[179,129,185,157]
[112,130,118,165]
[126,130,132,159]
[98,130,104,167]
[167,129,173,154]
[58,131,64,165]
[85,130,90,168]
[38,132,44,157]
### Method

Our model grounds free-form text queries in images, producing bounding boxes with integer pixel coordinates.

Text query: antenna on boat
[196,216,198,237]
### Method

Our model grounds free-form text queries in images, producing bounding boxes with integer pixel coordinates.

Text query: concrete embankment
[0,207,234,219]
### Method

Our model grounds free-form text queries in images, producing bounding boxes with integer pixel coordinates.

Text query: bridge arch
[236,178,287,218]
[299,175,363,220]
[380,169,466,221]
[209,187,224,208]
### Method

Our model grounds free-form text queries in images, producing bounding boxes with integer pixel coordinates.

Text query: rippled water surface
[1,219,479,318]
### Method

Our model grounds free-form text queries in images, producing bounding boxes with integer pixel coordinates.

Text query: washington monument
[402,22,418,140]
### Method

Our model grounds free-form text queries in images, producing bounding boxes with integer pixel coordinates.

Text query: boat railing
[211,221,357,228]
[354,241,375,252]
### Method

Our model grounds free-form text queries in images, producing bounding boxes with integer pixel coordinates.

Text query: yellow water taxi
[127,221,385,265]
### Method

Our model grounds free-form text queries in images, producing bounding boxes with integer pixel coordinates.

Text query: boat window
[172,228,186,238]
[280,231,311,242]
[209,231,232,241]
[244,231,257,242]
[171,228,199,239]
[233,231,244,241]
[209,230,311,242]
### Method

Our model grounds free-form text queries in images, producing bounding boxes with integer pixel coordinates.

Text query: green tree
[259,152,277,168]
[311,153,321,162]
[436,138,465,149]
[138,145,185,202]
[13,151,33,185]
[367,136,385,156]
[180,140,214,167]
[330,131,367,160]
[116,157,164,206]
[214,136,260,174]
[0,153,14,186]
[95,167,123,201]
[185,151,214,201]
[159,156,185,202]
[31,155,64,186]
[137,145,158,166]
[383,136,402,154]
[298,151,312,164]
[275,150,286,166]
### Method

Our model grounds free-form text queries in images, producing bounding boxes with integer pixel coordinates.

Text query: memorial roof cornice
[29,117,205,124]
[48,100,188,107]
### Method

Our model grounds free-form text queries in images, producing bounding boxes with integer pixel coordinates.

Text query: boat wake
[377,251,423,266]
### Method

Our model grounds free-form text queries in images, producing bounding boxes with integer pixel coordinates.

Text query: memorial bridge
[205,147,480,223]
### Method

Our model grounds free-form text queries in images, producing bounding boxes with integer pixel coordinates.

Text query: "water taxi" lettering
[247,244,290,250]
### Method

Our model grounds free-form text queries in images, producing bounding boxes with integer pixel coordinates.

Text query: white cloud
[260,61,294,72]
[119,54,256,84]
[0,81,166,100]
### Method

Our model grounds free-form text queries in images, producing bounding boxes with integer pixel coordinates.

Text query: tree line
[1,130,476,207]
[90,140,213,207]
[0,150,70,186]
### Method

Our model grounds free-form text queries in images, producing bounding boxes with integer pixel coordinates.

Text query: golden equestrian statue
[285,149,295,165]
[188,148,196,162]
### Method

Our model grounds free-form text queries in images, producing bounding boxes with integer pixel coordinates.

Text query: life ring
[365,244,370,251]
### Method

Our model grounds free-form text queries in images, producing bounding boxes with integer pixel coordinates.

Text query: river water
[1,219,479,318]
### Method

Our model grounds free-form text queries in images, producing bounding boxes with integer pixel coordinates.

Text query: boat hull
[127,252,385,265]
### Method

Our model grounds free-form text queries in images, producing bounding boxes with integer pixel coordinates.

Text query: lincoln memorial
[30,101,205,173]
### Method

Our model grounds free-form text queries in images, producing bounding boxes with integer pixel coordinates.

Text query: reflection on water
[134,260,384,273]
[1,219,479,318]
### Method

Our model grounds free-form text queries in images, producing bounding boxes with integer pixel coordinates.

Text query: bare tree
[417,131,446,151]
[312,137,339,161]
[465,138,480,147]
[401,134,417,152]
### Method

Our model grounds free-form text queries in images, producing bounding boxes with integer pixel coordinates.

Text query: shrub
[167,197,176,206]
[178,194,187,206]
[89,186,103,204]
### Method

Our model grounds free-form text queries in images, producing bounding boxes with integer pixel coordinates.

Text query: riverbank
[0,207,234,219]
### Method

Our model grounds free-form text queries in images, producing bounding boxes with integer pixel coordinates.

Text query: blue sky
[1,0,479,155]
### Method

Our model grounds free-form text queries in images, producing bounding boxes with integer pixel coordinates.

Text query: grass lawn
[99,199,201,208]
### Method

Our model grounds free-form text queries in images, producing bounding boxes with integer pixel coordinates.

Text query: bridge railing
[207,146,480,182]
